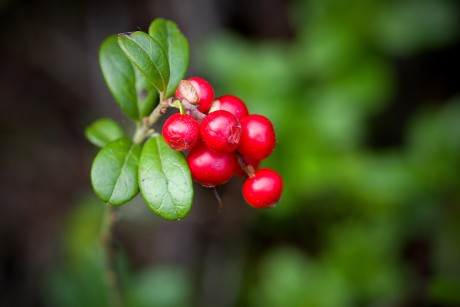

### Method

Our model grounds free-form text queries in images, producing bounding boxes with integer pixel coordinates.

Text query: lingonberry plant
[85,18,283,221]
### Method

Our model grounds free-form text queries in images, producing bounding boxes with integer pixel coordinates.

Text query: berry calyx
[242,168,283,208]
[187,142,237,187]
[175,77,214,113]
[200,110,241,153]
[162,113,199,151]
[209,95,249,121]
[238,114,276,161]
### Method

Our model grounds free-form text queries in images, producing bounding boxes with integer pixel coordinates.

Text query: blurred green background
[1,0,460,306]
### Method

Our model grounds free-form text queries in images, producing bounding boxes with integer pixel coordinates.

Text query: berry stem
[170,100,186,115]
[236,152,256,178]
[213,187,224,212]
[180,98,206,122]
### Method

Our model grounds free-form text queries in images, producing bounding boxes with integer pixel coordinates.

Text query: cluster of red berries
[162,77,283,209]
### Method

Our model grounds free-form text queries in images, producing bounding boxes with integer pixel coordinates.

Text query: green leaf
[134,66,158,118]
[91,138,141,205]
[85,118,125,148]
[149,18,189,98]
[99,36,158,120]
[99,36,138,120]
[138,136,193,220]
[118,31,170,93]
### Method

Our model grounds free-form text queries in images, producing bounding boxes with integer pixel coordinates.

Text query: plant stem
[104,93,200,305]
[101,205,123,307]
[133,94,172,145]
[147,92,170,126]
[101,93,208,305]
[132,121,147,145]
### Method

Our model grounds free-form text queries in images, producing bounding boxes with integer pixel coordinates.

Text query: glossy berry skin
[234,155,260,177]
[238,114,276,161]
[243,168,283,208]
[209,95,249,121]
[187,142,237,187]
[162,113,199,151]
[200,110,241,153]
[175,77,215,113]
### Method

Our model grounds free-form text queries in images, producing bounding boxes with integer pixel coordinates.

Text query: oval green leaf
[99,36,138,120]
[100,36,158,121]
[149,18,189,98]
[91,138,142,205]
[85,118,125,148]
[134,65,158,118]
[138,136,193,220]
[118,31,170,93]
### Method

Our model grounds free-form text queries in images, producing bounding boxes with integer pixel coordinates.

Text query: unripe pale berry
[187,142,237,187]
[209,95,249,121]
[175,77,214,113]
[238,114,276,161]
[162,113,199,151]
[242,168,283,208]
[200,110,241,153]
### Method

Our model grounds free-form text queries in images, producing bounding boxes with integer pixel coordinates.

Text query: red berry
[242,168,283,208]
[234,155,260,177]
[187,142,236,187]
[209,95,249,121]
[238,114,276,161]
[200,110,241,153]
[162,113,199,151]
[175,77,214,113]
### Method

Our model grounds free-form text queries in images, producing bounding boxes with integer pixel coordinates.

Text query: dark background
[1,0,460,306]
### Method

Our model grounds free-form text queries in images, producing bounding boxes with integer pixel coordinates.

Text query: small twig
[180,99,206,122]
[236,152,255,178]
[147,94,173,126]
[132,121,148,145]
[102,92,202,306]
[213,187,224,212]
[100,205,123,307]
[133,95,174,145]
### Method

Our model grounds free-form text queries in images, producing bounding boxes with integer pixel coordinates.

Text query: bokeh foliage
[201,0,460,305]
